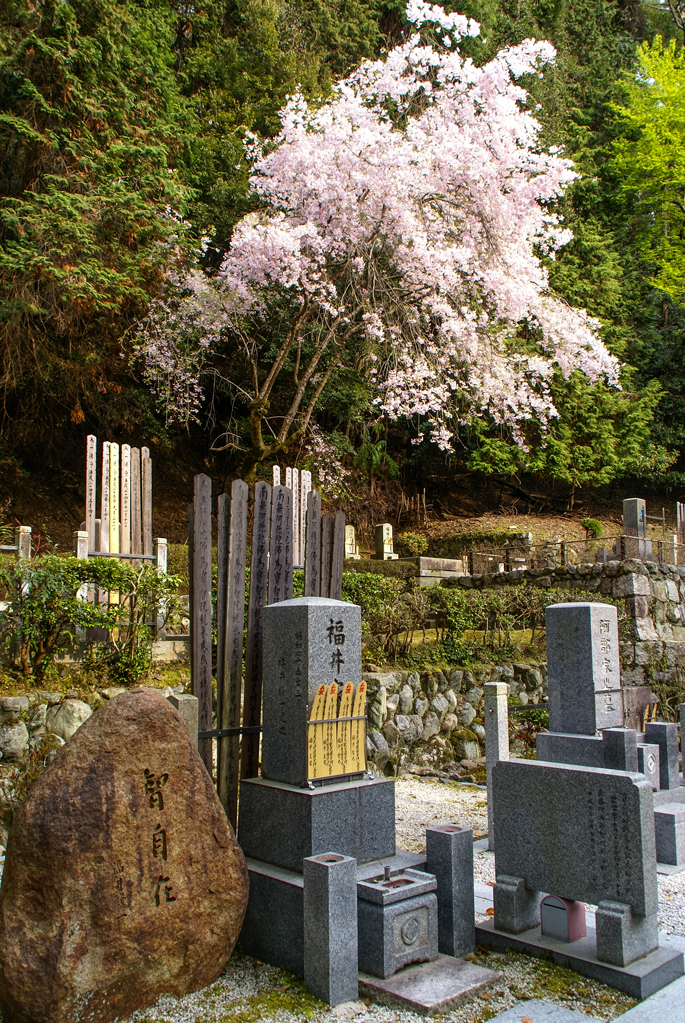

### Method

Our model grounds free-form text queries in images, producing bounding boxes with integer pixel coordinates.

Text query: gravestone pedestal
[595,902,658,967]
[238,776,395,873]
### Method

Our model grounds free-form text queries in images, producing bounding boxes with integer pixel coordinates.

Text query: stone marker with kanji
[0,689,249,1023]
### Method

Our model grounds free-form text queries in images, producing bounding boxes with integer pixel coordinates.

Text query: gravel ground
[123,777,665,1023]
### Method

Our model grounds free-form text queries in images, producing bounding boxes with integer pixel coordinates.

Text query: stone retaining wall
[447,557,685,686]
[364,661,547,775]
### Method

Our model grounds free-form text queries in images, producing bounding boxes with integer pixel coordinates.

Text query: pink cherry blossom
[134,3,619,455]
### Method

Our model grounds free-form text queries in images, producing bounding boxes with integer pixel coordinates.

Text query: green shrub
[425,585,624,663]
[0,555,183,681]
[396,532,429,556]
[580,517,604,539]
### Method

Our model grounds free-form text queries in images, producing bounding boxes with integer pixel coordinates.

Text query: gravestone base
[240,851,427,976]
[654,804,685,867]
[238,776,395,872]
[358,954,500,1015]
[493,876,541,934]
[475,919,684,999]
[595,902,658,967]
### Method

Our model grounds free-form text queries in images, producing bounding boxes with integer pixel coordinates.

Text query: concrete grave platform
[358,953,500,1014]
[475,919,684,999]
[486,1000,601,1022]
[613,973,685,1021]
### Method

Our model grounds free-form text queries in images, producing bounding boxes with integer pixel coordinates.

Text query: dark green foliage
[0,0,193,448]
[2,0,685,495]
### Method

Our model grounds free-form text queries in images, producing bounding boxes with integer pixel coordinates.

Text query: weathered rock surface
[45,698,92,740]
[0,688,249,1023]
[0,721,28,761]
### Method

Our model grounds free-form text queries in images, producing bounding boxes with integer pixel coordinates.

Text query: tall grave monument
[476,601,685,997]
[538,602,685,869]
[239,595,499,1011]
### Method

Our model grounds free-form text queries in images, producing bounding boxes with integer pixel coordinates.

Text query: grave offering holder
[307,680,367,783]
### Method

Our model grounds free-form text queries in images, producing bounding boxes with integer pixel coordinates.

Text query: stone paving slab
[358,954,499,1014]
[613,974,685,1020]
[487,1000,601,1022]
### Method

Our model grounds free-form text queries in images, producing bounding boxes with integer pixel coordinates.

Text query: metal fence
[465,534,685,576]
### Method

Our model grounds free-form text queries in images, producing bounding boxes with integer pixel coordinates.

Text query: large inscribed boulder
[0,688,249,1023]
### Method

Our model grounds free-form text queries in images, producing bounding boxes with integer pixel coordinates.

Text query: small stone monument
[546,602,623,735]
[345,524,361,560]
[624,498,647,539]
[373,523,398,560]
[0,689,248,1023]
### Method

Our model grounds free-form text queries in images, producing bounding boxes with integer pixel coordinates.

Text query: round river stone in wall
[0,688,249,1023]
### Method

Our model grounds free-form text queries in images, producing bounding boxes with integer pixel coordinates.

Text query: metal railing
[465,534,685,576]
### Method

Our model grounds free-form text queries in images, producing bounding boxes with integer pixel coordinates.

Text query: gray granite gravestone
[243,595,376,803]
[546,603,623,735]
[239,594,496,1011]
[475,758,684,997]
[240,595,395,871]
[491,759,657,932]
[624,498,647,539]
[260,596,362,787]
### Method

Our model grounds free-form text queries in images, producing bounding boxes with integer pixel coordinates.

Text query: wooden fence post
[187,502,194,674]
[121,444,131,556]
[218,480,248,823]
[241,482,272,781]
[216,493,230,740]
[268,485,293,604]
[320,511,334,598]
[292,467,300,567]
[303,490,322,597]
[86,435,97,552]
[142,448,153,557]
[131,448,142,557]
[330,510,345,600]
[109,443,120,555]
[100,442,110,554]
[191,474,213,775]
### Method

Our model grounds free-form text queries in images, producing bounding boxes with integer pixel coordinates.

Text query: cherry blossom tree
[134,0,620,478]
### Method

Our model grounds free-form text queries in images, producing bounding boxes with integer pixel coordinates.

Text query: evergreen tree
[0,0,192,449]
